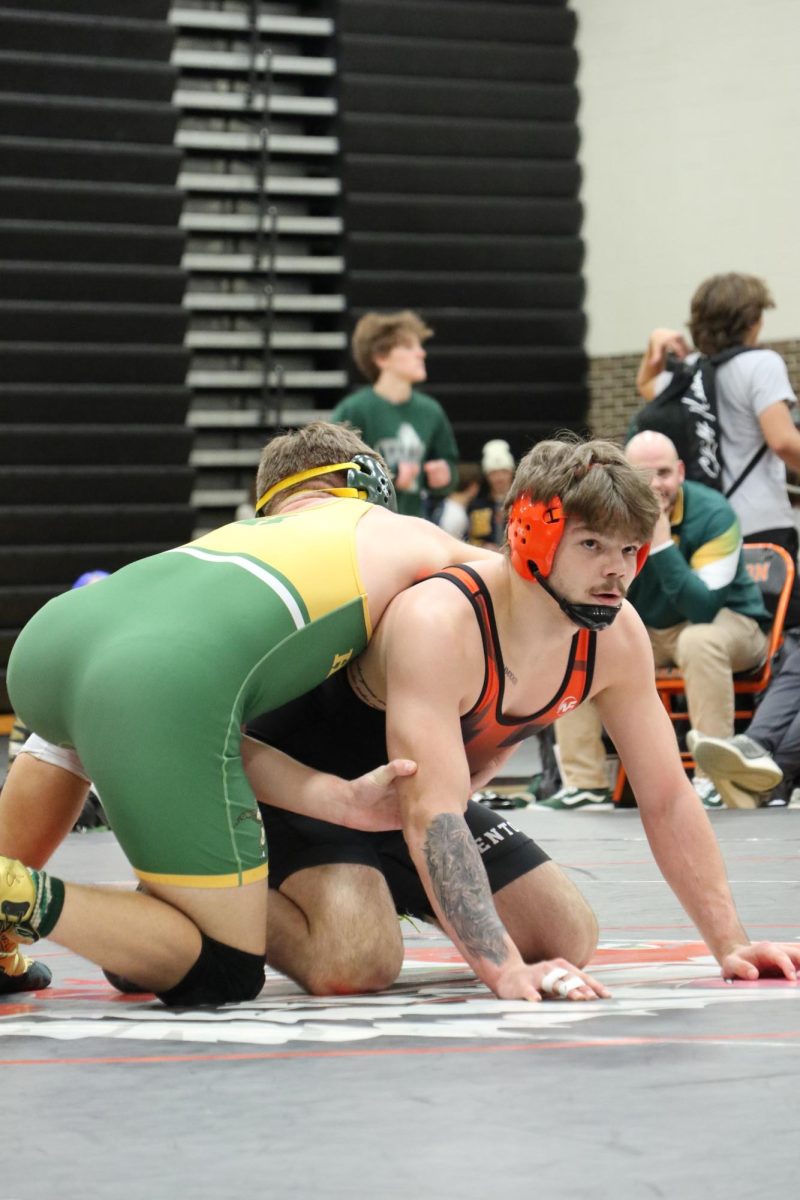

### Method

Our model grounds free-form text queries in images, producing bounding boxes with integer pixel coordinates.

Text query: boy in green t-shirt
[331,309,458,518]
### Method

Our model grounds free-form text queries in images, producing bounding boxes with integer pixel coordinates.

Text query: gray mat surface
[2,807,799,1199]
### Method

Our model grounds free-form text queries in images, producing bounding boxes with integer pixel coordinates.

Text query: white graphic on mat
[1,943,798,1049]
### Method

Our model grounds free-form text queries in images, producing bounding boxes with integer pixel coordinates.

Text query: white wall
[572,0,800,356]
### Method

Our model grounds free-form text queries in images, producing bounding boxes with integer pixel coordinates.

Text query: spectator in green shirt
[331,310,459,518]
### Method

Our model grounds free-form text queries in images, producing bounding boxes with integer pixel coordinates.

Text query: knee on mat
[518,895,599,969]
[292,867,405,995]
[157,933,265,1007]
[303,930,404,997]
[565,902,600,968]
[553,907,598,968]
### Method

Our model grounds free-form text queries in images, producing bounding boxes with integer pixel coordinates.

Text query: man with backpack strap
[631,272,800,626]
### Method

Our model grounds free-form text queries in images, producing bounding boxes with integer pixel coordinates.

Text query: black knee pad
[102,967,146,994]
[157,933,265,1008]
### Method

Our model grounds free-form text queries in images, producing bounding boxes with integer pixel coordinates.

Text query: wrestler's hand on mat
[343,759,418,833]
[495,958,611,1003]
[720,941,800,982]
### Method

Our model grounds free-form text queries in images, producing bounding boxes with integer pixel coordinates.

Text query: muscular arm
[379,587,535,996]
[596,610,750,963]
[423,813,507,964]
[394,514,498,577]
[356,510,496,632]
[241,736,413,832]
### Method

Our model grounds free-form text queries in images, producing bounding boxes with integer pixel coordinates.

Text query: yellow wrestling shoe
[0,856,41,943]
[0,930,52,994]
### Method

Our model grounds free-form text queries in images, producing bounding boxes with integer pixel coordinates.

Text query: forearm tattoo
[423,813,508,966]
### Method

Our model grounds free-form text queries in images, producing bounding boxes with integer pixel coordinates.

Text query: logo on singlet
[556,695,579,715]
[327,650,353,676]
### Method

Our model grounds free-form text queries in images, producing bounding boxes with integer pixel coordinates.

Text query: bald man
[542,431,771,810]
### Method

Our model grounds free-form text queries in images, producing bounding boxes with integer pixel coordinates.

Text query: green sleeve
[426,407,459,497]
[643,542,732,623]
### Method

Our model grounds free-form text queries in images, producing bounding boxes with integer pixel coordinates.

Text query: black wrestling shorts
[247,669,549,919]
[260,799,550,921]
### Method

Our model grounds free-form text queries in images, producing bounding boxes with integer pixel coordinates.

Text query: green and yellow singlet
[8,499,375,887]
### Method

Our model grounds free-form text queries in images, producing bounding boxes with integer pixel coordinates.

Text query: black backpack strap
[724,443,769,499]
[709,344,757,368]
[703,345,767,498]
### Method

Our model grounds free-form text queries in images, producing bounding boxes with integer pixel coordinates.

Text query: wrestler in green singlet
[7,500,374,887]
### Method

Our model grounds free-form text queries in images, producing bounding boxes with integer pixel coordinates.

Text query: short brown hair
[351,309,433,383]
[689,272,775,355]
[255,421,384,515]
[455,461,483,491]
[504,436,659,546]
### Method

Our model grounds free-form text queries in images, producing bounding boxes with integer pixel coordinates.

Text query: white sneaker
[691,776,724,809]
[687,731,783,793]
[712,778,761,810]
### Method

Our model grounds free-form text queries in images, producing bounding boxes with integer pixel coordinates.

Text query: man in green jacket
[543,430,770,810]
[331,309,458,518]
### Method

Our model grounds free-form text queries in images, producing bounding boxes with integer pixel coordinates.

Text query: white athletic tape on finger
[541,967,569,994]
[554,975,584,997]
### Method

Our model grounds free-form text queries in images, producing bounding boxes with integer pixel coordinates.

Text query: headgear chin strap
[255,454,397,514]
[507,494,650,632]
[532,575,623,632]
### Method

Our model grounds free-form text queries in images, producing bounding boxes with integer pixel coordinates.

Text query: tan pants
[556,608,768,786]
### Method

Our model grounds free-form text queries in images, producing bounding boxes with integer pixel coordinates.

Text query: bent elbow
[763,426,800,468]
[771,439,800,468]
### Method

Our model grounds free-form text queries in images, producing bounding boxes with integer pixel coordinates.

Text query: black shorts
[261,799,549,921]
[248,670,549,918]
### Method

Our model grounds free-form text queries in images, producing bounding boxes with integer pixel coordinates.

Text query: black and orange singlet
[431,565,597,760]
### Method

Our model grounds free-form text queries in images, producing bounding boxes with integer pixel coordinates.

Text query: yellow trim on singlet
[179,498,373,634]
[134,863,269,889]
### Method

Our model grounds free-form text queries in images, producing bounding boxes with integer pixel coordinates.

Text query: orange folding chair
[613,542,796,802]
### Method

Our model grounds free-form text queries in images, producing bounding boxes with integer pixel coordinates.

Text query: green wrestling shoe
[0,856,41,943]
[0,931,52,994]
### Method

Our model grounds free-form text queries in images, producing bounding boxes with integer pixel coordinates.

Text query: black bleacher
[336,0,587,460]
[0,1,193,711]
[0,0,590,709]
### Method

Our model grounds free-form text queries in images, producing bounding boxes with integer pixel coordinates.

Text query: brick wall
[586,338,800,443]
